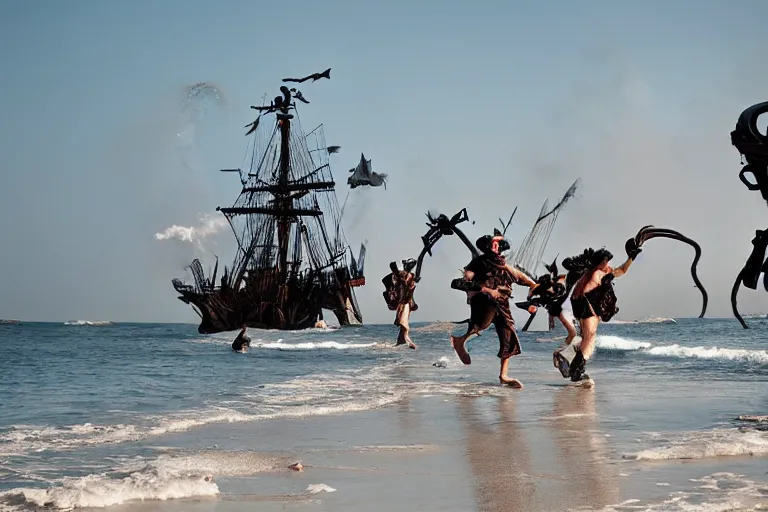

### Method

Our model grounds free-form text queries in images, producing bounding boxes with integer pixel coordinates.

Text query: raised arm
[611,257,634,278]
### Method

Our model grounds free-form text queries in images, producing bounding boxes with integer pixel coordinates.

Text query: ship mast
[277,106,292,279]
[217,85,333,281]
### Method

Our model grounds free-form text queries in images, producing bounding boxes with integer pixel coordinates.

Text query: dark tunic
[463,253,521,359]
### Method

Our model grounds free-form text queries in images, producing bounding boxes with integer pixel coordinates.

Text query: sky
[2,0,768,328]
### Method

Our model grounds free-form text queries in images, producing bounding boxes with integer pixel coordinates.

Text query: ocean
[0,317,767,511]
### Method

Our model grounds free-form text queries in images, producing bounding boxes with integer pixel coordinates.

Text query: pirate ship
[171,73,366,333]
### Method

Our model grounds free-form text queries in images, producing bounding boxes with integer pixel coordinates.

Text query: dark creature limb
[731,100,768,204]
[731,229,768,329]
[414,209,479,282]
[629,226,709,318]
[729,102,768,328]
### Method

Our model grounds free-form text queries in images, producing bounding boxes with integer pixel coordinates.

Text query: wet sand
[96,383,768,512]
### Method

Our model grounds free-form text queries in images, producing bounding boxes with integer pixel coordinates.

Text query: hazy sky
[3,0,768,328]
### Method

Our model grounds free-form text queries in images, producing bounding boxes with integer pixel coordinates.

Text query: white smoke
[155,214,228,249]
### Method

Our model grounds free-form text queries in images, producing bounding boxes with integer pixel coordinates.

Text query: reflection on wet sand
[548,386,621,509]
[457,394,536,512]
[456,386,623,512]
[391,365,419,432]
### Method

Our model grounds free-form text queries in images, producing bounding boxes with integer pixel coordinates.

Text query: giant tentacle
[730,229,768,329]
[631,226,708,318]
[731,269,749,329]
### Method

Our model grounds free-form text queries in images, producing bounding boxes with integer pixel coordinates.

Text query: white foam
[646,344,768,365]
[0,468,218,510]
[305,483,336,494]
[0,448,293,510]
[148,449,283,476]
[636,317,677,324]
[586,472,768,512]
[590,335,768,365]
[253,340,378,350]
[595,335,652,351]
[624,429,768,461]
[63,320,114,326]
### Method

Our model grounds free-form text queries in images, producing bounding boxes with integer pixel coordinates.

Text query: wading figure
[231,324,251,352]
[450,231,539,388]
[561,242,641,383]
[382,259,419,349]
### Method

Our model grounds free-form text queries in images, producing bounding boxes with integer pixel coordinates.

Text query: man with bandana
[382,259,419,349]
[449,229,539,388]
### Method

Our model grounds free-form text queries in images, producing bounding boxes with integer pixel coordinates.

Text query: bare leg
[499,356,523,388]
[397,325,417,349]
[452,294,496,365]
[450,325,480,364]
[558,312,578,344]
[579,316,600,360]
[394,303,417,348]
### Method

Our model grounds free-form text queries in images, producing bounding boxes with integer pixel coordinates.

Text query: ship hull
[174,272,363,334]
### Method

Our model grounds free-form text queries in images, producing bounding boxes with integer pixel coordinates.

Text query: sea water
[0,318,766,511]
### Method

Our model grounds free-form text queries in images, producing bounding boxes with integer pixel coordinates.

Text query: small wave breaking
[592,335,768,365]
[595,335,652,351]
[0,466,218,510]
[63,320,115,326]
[624,429,768,461]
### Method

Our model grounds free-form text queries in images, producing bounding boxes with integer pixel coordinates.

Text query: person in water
[231,324,251,352]
[450,230,539,388]
[382,259,419,349]
[561,241,642,382]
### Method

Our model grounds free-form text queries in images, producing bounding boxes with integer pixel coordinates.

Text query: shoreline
[113,390,768,512]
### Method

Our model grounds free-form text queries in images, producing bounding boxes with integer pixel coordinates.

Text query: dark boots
[569,349,589,382]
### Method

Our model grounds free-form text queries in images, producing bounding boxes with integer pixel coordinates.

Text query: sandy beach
[105,387,768,512]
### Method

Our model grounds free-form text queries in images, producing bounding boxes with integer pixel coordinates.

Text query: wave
[636,317,677,324]
[0,363,401,457]
[0,468,217,510]
[623,429,768,461]
[591,335,768,365]
[252,340,379,351]
[63,320,115,326]
[609,317,677,325]
[188,333,379,350]
[0,448,286,510]
[595,335,652,351]
[0,361,510,460]
[646,344,768,365]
